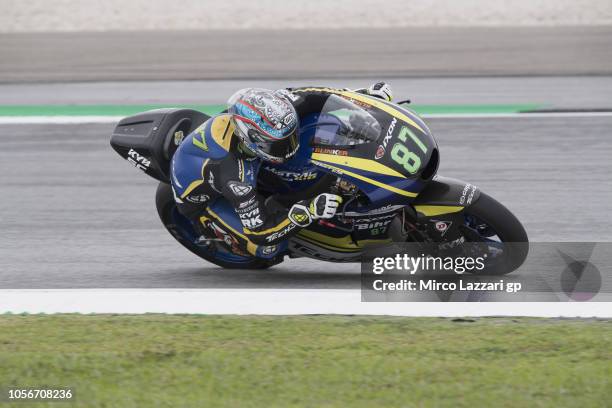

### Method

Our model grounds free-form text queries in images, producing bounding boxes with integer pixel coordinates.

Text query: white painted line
[0,289,610,317]
[0,116,123,124]
[1,112,612,125]
[422,112,612,119]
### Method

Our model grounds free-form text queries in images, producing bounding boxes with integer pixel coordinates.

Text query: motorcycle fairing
[295,228,392,253]
[110,108,210,183]
[300,93,439,206]
[412,176,481,214]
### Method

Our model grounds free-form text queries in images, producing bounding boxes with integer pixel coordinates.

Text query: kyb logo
[127,149,151,172]
[239,208,263,229]
[375,117,397,160]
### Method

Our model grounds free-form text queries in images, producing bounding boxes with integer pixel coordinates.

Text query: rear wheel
[155,182,280,269]
[462,192,529,275]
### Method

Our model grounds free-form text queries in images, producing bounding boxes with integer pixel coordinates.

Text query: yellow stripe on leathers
[311,153,406,178]
[180,159,210,199]
[311,160,418,198]
[413,205,464,216]
[207,208,258,256]
[210,114,235,151]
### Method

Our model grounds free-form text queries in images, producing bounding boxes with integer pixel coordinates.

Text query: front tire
[463,192,529,275]
[155,182,280,269]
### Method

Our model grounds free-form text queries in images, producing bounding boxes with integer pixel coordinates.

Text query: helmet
[228,88,299,163]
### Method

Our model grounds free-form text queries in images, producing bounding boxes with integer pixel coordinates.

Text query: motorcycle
[110,89,528,274]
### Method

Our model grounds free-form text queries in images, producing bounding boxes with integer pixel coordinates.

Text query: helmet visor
[234,116,300,162]
[249,128,299,162]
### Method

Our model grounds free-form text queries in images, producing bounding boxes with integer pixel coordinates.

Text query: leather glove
[310,193,343,219]
[366,82,393,102]
[288,193,343,227]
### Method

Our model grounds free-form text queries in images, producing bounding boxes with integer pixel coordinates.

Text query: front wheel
[155,182,280,269]
[462,192,529,275]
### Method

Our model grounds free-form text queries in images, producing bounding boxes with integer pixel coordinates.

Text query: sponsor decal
[266,223,297,242]
[228,181,253,197]
[289,212,310,226]
[238,196,257,209]
[264,166,318,181]
[127,149,151,172]
[311,160,343,175]
[193,128,209,151]
[288,204,312,227]
[285,143,300,159]
[313,147,349,156]
[432,220,453,237]
[374,145,385,160]
[283,112,296,126]
[345,97,371,110]
[459,183,478,205]
[261,245,278,255]
[185,194,210,204]
[238,207,263,229]
[354,214,395,231]
[438,236,466,250]
[375,117,397,160]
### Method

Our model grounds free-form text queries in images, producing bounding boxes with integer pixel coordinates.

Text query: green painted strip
[0,103,541,117]
[0,104,227,117]
[405,104,542,115]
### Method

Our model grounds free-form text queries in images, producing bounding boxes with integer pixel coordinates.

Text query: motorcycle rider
[170,82,393,259]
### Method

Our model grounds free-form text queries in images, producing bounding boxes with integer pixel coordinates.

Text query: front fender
[412,176,480,217]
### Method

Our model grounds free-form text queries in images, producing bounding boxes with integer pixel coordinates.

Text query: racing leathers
[170,84,391,258]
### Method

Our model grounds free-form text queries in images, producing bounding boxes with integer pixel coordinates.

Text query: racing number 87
[390,126,428,174]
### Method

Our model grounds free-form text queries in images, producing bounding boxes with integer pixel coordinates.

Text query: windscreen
[310,95,382,146]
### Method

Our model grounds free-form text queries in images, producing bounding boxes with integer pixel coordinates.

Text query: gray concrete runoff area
[1,27,612,83]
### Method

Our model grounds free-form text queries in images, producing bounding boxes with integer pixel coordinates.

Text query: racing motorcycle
[110,90,528,274]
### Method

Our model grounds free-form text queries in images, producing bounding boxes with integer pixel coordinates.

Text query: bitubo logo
[375,117,397,160]
[354,214,395,230]
[228,182,253,197]
[127,149,151,172]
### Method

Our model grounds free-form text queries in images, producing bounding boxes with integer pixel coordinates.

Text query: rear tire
[464,192,529,275]
[155,182,279,269]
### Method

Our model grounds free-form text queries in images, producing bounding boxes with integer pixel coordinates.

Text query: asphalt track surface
[1,114,611,289]
[2,27,612,82]
[1,26,611,292]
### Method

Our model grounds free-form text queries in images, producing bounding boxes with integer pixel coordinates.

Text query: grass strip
[0,315,609,407]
